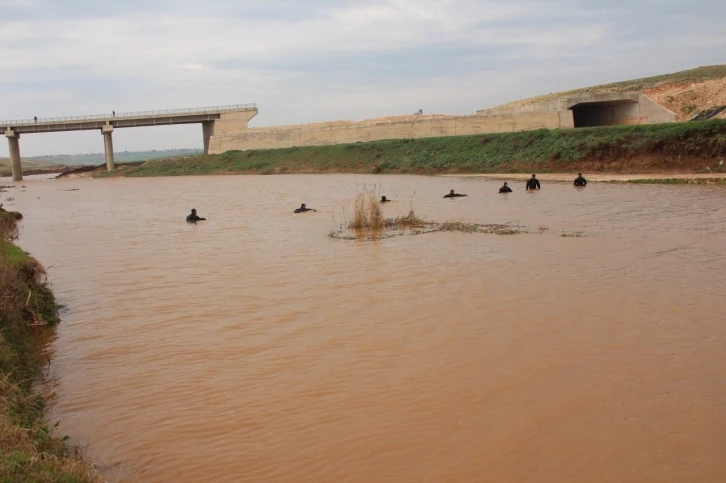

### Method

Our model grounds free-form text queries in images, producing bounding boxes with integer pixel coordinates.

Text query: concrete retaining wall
[637,95,678,124]
[208,111,568,154]
[205,92,676,154]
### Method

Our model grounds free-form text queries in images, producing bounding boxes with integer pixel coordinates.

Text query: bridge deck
[1,103,256,134]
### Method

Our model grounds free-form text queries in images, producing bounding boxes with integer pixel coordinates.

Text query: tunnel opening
[569,99,638,128]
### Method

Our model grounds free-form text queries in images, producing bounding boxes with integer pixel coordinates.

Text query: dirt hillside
[645,78,726,120]
[485,64,726,114]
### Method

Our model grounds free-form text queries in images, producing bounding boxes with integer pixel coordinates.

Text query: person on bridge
[294,203,316,213]
[380,196,391,203]
[34,116,37,122]
[443,189,467,198]
[574,173,588,187]
[499,182,512,193]
[525,174,541,191]
[186,208,206,223]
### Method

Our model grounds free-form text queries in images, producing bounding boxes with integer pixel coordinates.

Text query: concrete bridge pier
[202,121,214,155]
[5,130,22,181]
[101,124,114,171]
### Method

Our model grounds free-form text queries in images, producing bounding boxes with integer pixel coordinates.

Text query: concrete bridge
[1,104,257,181]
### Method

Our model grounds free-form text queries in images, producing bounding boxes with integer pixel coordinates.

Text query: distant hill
[0,148,203,168]
[0,156,59,168]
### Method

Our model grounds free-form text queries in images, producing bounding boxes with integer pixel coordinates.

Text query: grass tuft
[0,211,21,242]
[349,189,385,230]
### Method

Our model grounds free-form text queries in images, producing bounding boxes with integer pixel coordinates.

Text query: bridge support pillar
[202,121,215,155]
[5,130,22,181]
[102,125,115,171]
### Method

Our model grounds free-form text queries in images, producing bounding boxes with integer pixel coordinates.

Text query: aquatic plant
[386,208,427,229]
[348,188,385,230]
[330,189,529,239]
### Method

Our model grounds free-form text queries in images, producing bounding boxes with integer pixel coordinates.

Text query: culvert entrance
[569,99,639,128]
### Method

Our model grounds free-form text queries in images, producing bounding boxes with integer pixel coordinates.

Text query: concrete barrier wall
[206,94,677,154]
[208,111,568,154]
[636,95,677,124]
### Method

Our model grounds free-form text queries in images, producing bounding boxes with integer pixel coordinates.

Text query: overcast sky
[1,0,724,156]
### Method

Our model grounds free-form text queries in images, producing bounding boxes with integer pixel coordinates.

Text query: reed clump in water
[348,189,386,231]
[340,189,430,237]
[330,189,531,239]
[386,208,427,229]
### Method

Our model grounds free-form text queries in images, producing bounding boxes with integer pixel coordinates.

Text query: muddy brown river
[6,174,726,482]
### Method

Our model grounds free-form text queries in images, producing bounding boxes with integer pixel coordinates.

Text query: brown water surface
[8,175,726,482]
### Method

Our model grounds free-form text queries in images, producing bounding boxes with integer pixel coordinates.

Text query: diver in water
[574,173,588,187]
[525,174,541,191]
[186,208,206,223]
[443,189,467,198]
[294,203,316,213]
[380,196,391,203]
[499,182,512,193]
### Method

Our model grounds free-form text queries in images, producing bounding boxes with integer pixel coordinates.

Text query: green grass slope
[123,120,726,177]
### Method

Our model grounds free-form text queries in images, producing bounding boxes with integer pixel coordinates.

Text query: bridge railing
[0,103,257,127]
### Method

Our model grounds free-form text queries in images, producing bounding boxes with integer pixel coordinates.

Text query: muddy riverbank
[0,209,102,482]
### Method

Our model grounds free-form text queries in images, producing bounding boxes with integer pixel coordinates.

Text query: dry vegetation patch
[329,189,529,240]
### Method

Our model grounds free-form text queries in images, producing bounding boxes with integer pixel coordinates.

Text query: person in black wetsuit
[574,173,587,187]
[443,189,467,198]
[525,174,541,191]
[294,203,316,213]
[380,196,391,203]
[499,182,512,193]
[186,208,206,223]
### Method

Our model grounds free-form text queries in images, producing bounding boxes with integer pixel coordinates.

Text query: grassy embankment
[120,120,726,178]
[0,210,102,482]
